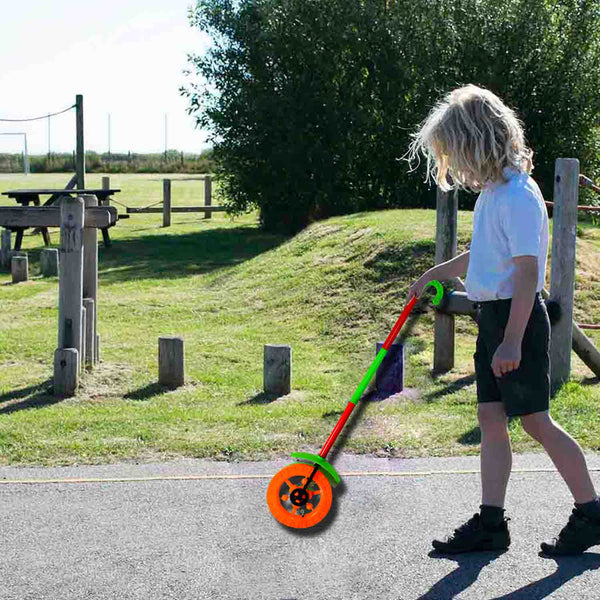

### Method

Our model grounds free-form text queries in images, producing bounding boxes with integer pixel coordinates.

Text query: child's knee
[478,402,509,435]
[520,411,553,441]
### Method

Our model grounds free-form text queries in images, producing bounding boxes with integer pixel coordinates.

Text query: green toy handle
[423,279,443,306]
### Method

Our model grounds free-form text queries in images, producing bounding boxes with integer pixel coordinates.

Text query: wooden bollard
[163,179,171,227]
[40,248,59,276]
[53,348,78,397]
[95,333,100,363]
[83,298,95,366]
[264,344,291,396]
[159,336,184,388]
[81,305,87,372]
[11,254,28,283]
[0,229,11,270]
[375,342,404,397]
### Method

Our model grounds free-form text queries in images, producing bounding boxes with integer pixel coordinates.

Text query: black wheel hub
[290,487,309,507]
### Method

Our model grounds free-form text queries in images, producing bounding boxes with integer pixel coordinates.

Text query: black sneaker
[432,512,511,554]
[540,507,600,556]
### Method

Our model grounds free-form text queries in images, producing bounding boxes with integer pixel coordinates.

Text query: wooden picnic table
[1,188,121,249]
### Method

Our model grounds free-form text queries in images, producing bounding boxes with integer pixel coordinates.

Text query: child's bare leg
[521,411,597,504]
[479,402,512,507]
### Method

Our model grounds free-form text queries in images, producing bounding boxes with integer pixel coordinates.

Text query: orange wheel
[267,462,333,529]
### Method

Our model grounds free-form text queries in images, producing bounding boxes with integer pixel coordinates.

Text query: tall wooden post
[82,194,98,365]
[549,158,579,396]
[434,187,458,373]
[204,175,212,219]
[101,176,110,205]
[75,94,85,190]
[55,196,84,393]
[163,178,171,227]
[58,196,84,358]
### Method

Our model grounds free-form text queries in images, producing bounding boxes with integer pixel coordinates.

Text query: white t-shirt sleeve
[499,193,542,258]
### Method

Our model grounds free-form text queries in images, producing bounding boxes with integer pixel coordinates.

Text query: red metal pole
[319,401,356,459]
[318,295,418,459]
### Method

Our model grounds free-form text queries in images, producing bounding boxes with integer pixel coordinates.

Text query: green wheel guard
[290,452,341,487]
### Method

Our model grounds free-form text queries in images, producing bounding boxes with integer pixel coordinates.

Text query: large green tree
[181,0,600,233]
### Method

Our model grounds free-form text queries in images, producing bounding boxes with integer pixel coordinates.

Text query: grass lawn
[0,172,599,466]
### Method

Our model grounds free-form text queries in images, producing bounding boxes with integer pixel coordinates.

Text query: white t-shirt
[464,166,549,301]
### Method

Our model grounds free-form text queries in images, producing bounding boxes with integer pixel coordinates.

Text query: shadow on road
[414,549,600,599]
[492,552,600,599]
[415,551,505,599]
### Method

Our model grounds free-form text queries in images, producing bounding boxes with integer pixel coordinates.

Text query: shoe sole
[540,543,585,556]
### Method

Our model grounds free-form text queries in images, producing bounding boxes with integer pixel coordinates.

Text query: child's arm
[503,256,538,344]
[406,250,470,302]
[491,255,538,377]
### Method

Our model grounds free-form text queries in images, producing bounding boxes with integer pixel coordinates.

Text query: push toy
[267,280,444,528]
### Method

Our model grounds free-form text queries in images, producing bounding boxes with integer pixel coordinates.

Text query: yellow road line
[1,467,598,485]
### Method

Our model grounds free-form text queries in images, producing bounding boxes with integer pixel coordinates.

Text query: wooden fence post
[433,186,458,373]
[75,94,85,189]
[101,177,110,204]
[204,175,212,219]
[163,179,171,227]
[549,158,579,396]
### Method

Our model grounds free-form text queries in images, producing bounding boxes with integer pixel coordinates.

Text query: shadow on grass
[423,374,476,403]
[124,382,172,401]
[97,225,291,284]
[238,391,280,405]
[458,416,519,446]
[362,239,436,286]
[0,379,59,414]
[458,425,481,445]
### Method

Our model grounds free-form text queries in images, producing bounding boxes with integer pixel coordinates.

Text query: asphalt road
[1,451,600,599]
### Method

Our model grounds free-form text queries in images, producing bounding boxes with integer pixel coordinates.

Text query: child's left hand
[491,340,522,378]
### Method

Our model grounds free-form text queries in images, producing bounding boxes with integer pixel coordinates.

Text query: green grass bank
[0,173,599,466]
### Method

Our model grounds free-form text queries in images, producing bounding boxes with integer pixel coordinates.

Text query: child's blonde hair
[403,84,534,193]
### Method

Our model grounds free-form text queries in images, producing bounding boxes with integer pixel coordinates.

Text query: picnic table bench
[1,188,122,250]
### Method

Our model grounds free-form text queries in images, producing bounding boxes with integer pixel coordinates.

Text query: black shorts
[473,291,550,417]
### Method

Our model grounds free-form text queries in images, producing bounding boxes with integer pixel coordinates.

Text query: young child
[403,84,600,555]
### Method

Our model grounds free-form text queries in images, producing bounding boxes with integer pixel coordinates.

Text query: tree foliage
[181,0,600,233]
